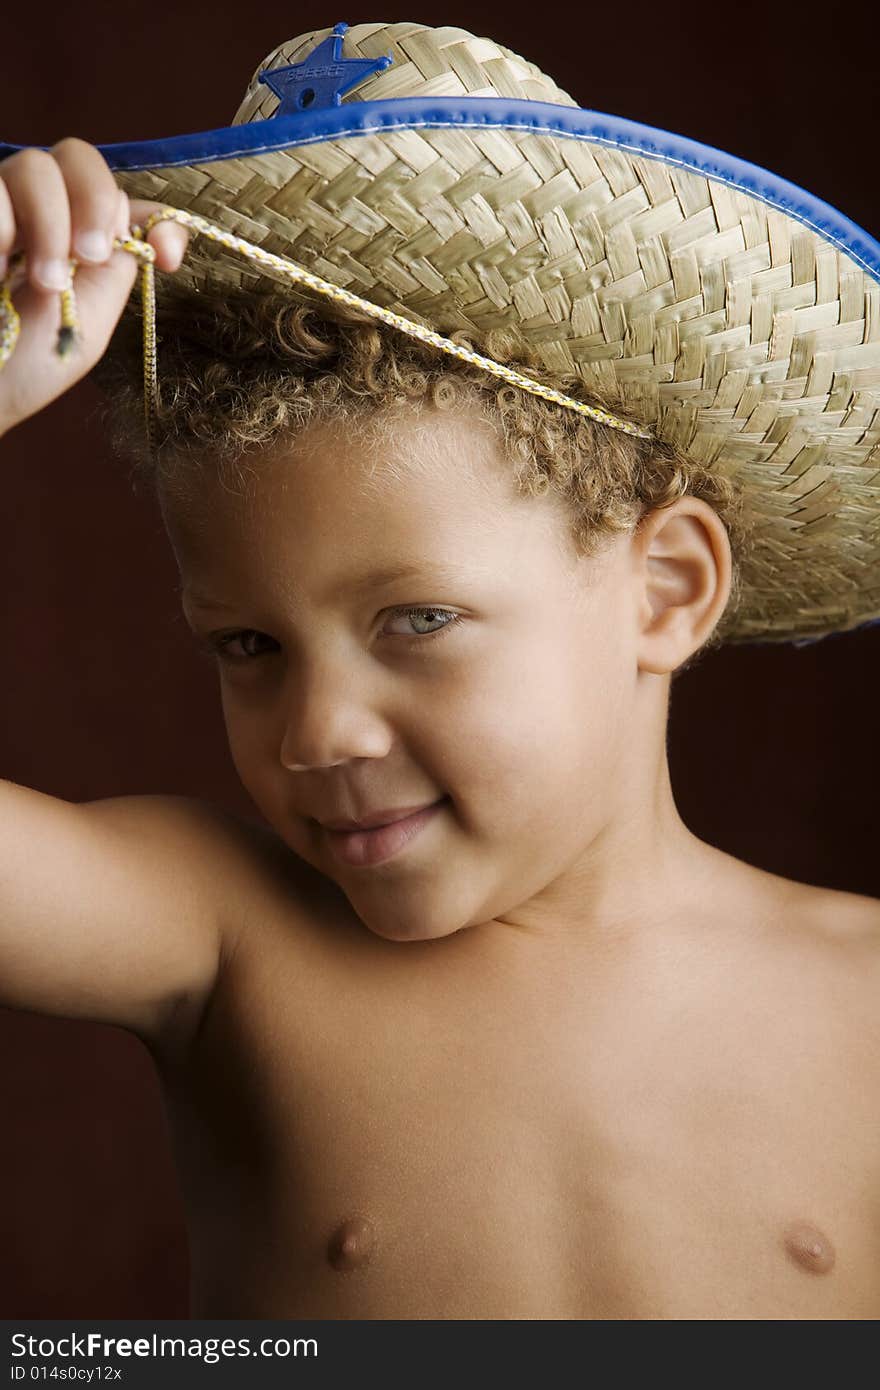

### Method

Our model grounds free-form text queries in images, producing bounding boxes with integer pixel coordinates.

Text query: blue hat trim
[1,96,878,282]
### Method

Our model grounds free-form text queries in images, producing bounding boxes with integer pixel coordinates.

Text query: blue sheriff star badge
[258,20,393,114]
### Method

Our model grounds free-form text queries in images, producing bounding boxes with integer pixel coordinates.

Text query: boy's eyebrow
[330,562,461,596]
[181,563,462,609]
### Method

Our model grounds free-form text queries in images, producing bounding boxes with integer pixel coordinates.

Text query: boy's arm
[0,780,262,1048]
[0,148,248,1051]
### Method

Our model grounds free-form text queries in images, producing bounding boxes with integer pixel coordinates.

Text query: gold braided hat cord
[0,205,653,459]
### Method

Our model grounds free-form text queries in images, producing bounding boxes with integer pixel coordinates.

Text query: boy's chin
[353,905,471,945]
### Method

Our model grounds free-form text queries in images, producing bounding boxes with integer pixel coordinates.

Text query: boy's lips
[321,799,447,867]
[319,802,438,831]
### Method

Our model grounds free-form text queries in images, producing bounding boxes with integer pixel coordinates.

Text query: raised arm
[0,783,246,1045]
[0,142,230,1052]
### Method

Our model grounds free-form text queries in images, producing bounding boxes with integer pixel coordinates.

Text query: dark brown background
[1,1,877,1317]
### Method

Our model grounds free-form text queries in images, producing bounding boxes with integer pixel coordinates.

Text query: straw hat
[8,19,880,645]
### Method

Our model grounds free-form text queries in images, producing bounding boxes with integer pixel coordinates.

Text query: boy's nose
[278,676,392,772]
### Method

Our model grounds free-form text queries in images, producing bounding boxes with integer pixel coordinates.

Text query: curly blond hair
[92,277,756,671]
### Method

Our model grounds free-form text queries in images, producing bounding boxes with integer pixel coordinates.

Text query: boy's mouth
[320,799,447,867]
[319,801,440,832]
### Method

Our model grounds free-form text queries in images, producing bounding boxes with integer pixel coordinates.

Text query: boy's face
[171,407,653,944]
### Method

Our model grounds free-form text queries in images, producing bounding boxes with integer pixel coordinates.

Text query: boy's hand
[0,137,190,437]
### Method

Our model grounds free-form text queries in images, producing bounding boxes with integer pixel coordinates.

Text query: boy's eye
[208,630,276,662]
[199,606,462,663]
[382,606,462,639]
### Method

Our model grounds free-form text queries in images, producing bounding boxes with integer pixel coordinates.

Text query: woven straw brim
[110,21,880,646]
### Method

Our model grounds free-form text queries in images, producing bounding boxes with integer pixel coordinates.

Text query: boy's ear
[632,497,732,676]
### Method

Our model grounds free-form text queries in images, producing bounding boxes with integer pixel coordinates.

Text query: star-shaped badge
[258,20,393,115]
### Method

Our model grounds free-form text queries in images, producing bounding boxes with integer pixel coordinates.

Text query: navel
[327,1215,376,1271]
[781,1220,836,1275]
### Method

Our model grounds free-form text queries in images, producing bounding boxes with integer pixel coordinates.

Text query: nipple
[781,1220,836,1275]
[327,1215,376,1271]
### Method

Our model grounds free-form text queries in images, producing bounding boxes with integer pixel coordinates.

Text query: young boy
[1,20,879,1320]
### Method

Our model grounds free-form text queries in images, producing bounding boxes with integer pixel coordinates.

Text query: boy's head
[94,282,749,941]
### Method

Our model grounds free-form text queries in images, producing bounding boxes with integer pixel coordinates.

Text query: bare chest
[159,922,880,1319]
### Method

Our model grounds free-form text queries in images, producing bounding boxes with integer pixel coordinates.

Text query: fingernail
[74,229,112,263]
[34,258,70,290]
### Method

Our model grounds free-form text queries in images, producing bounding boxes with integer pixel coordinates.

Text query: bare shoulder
[85,789,302,926]
[87,792,323,1057]
[180,800,360,972]
[0,780,327,1060]
[714,855,880,1067]
[156,797,363,1059]
[706,844,880,945]
[754,864,880,1027]
[793,880,880,1060]
[785,875,880,948]
[701,845,880,997]
[132,793,328,953]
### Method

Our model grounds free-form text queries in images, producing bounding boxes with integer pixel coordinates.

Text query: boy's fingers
[114,188,130,240]
[1,148,72,291]
[50,137,120,266]
[127,197,191,273]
